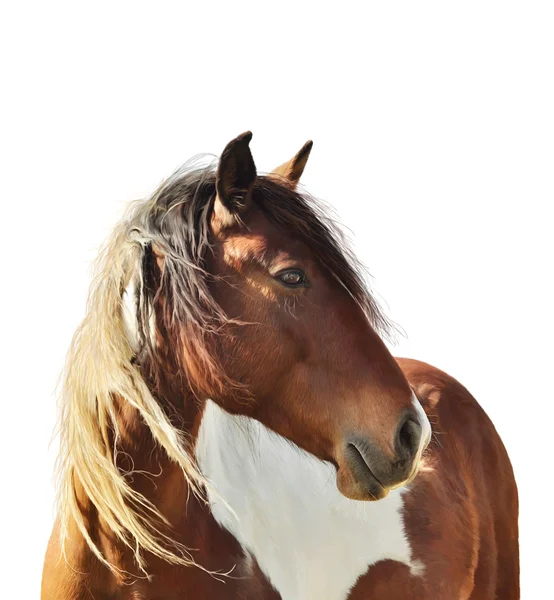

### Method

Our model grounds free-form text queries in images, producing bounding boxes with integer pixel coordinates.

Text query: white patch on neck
[196,401,423,600]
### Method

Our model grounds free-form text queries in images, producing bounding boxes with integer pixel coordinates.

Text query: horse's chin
[335,464,390,502]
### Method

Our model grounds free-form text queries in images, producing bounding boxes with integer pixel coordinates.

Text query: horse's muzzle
[344,411,427,499]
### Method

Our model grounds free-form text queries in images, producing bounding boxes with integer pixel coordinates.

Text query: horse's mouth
[343,442,389,501]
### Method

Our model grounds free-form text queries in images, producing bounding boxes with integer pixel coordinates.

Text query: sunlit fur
[55,158,393,576]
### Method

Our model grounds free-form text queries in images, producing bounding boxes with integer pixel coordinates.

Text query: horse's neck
[70,394,242,580]
[196,400,422,600]
[55,410,255,600]
[102,394,193,540]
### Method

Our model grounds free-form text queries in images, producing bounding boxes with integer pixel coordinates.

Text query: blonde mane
[56,168,216,575]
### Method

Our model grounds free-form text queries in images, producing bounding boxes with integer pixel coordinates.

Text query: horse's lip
[344,442,387,499]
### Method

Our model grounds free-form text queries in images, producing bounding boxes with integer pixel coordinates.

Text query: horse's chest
[196,401,421,600]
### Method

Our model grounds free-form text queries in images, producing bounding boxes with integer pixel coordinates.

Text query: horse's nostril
[345,418,424,492]
[396,416,422,459]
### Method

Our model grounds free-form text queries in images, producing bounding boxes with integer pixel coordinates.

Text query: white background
[1,2,552,597]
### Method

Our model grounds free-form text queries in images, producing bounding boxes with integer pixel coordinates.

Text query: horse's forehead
[220,232,270,267]
[222,223,309,265]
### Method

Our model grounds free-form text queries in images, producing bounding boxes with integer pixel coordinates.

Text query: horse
[41,132,519,599]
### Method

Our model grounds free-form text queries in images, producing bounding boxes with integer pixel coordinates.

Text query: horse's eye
[276,269,307,287]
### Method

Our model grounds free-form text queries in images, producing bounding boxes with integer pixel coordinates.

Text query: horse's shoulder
[395,357,480,416]
[395,356,500,483]
[396,357,515,504]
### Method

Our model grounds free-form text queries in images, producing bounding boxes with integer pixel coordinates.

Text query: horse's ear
[270,140,313,187]
[214,131,257,227]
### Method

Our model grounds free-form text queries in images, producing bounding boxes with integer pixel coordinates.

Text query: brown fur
[348,358,519,599]
[42,134,518,599]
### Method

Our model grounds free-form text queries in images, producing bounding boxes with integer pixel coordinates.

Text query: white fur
[122,277,140,352]
[412,391,433,466]
[122,274,156,352]
[196,401,425,600]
